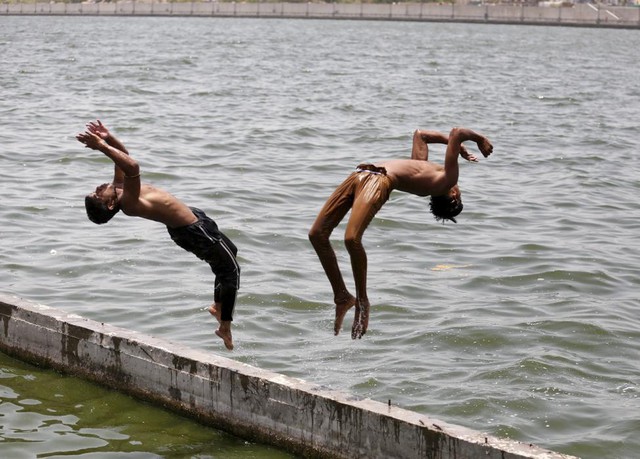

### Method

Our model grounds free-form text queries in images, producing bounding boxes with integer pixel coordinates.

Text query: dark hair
[84,194,119,224]
[429,195,463,224]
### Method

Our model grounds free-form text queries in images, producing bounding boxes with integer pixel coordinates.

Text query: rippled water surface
[1,16,639,458]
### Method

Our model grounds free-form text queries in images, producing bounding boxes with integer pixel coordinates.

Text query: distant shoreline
[3,1,640,29]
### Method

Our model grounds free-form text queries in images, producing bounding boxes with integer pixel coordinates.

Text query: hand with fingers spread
[460,144,478,162]
[76,131,106,151]
[86,119,111,140]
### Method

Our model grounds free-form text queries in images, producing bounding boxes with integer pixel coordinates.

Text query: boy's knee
[309,227,326,246]
[344,235,363,252]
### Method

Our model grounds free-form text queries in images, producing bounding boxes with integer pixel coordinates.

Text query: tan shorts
[314,164,392,242]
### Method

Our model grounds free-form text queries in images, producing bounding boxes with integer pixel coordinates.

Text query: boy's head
[429,186,463,223]
[85,183,120,224]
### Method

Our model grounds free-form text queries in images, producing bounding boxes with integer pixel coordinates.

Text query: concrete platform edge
[0,293,577,459]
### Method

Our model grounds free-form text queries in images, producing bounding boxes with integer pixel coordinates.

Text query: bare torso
[119,183,198,228]
[377,159,448,197]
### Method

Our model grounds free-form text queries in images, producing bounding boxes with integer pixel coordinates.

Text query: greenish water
[0,352,298,458]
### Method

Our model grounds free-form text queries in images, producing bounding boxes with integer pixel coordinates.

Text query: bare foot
[351,299,370,340]
[209,305,234,351]
[215,329,234,351]
[334,294,356,336]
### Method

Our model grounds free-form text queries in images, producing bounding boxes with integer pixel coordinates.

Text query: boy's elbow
[448,127,463,140]
[127,161,140,176]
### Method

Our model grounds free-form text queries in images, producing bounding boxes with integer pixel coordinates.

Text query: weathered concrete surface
[0,293,577,459]
[2,1,639,29]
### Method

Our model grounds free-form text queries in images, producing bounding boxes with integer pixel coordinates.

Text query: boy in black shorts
[77,120,240,350]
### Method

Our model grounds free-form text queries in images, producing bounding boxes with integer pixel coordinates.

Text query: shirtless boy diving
[309,127,493,339]
[77,120,240,350]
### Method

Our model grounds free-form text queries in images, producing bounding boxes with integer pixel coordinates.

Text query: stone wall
[2,1,640,29]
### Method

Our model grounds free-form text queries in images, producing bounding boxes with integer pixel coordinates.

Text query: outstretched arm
[76,130,141,206]
[411,129,477,162]
[443,127,493,188]
[86,120,130,185]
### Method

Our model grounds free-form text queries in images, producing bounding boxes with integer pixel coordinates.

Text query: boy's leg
[309,174,359,334]
[209,282,236,351]
[206,233,240,351]
[343,174,391,339]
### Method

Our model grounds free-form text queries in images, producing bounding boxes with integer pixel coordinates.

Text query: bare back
[377,159,449,197]
[119,183,198,228]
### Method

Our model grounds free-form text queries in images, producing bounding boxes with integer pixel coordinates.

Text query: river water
[1,15,639,458]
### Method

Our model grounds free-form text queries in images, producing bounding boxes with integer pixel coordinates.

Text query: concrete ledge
[0,294,576,459]
[2,2,639,29]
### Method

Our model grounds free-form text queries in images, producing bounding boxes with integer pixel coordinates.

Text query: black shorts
[167,207,240,321]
